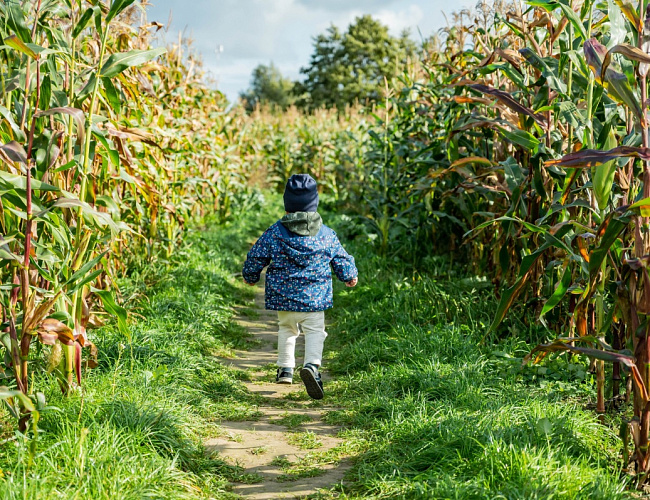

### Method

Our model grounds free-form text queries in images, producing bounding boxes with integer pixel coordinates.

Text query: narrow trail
[205,282,351,499]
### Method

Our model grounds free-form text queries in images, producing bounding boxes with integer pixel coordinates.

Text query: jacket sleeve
[330,233,358,283]
[242,229,273,284]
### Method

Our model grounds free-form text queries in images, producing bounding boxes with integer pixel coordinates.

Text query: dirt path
[205,283,351,499]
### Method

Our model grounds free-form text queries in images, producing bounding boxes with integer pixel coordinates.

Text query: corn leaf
[72,7,97,39]
[0,387,35,412]
[4,34,38,59]
[5,3,31,44]
[106,0,137,23]
[613,0,641,30]
[489,242,553,332]
[592,129,618,210]
[545,146,650,168]
[540,266,572,317]
[0,170,59,191]
[519,48,567,94]
[602,44,650,78]
[92,288,130,341]
[0,141,27,163]
[588,215,627,277]
[525,341,649,401]
[0,105,26,142]
[497,126,540,150]
[35,107,86,145]
[100,48,166,78]
[469,84,546,126]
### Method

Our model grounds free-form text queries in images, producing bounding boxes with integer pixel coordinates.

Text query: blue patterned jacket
[242,221,358,311]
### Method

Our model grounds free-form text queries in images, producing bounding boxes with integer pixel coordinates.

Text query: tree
[296,15,415,110]
[240,63,294,112]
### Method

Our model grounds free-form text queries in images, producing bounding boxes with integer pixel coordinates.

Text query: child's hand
[345,277,358,287]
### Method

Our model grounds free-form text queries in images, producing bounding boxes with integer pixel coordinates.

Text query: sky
[145,0,474,102]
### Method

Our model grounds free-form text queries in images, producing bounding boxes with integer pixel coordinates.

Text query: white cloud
[147,0,468,101]
[297,0,396,10]
[376,5,424,35]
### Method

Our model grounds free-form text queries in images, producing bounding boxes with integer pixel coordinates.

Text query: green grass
[271,453,330,483]
[316,212,633,499]
[0,193,636,498]
[276,465,326,482]
[286,430,323,450]
[270,412,314,428]
[0,200,280,499]
[238,307,261,319]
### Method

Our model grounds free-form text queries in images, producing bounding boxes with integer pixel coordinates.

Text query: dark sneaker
[276,368,293,384]
[300,363,324,400]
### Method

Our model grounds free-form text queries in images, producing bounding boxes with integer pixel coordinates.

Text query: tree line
[239,15,417,111]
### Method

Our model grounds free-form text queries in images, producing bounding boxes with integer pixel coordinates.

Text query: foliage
[295,15,416,110]
[0,0,253,432]
[311,0,650,486]
[322,213,630,498]
[240,63,295,112]
[239,105,368,201]
[246,0,650,488]
[0,209,277,498]
[7,0,650,493]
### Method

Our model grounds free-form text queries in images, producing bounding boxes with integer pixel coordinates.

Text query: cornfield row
[8,0,650,491]
[0,0,264,432]
[322,0,650,487]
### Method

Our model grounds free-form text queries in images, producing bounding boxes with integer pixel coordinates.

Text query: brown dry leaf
[85,341,99,369]
[38,318,74,346]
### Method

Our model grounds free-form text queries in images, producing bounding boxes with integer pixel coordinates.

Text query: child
[242,174,358,399]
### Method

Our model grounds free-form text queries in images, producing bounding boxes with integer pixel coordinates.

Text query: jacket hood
[280,212,322,236]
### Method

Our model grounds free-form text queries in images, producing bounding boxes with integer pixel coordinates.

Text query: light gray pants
[277,311,327,368]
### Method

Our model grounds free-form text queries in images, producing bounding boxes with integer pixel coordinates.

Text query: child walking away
[242,174,358,399]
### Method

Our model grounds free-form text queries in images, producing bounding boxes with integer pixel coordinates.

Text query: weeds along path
[206,280,351,498]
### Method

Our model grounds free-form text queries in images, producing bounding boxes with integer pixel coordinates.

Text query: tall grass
[322,212,631,498]
[0,0,262,432]
[0,202,279,498]
[290,0,650,482]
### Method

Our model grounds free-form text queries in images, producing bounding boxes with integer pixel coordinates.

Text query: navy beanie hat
[284,174,319,213]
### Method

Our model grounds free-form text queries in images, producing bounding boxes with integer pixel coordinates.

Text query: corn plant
[242,104,367,200]
[320,0,650,486]
[0,0,254,433]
